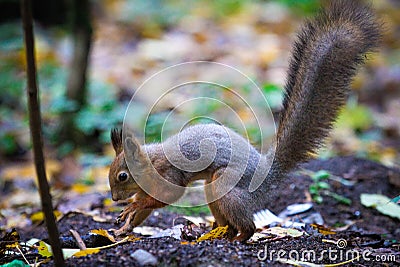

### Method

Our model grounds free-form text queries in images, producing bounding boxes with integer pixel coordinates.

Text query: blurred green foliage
[279,0,320,15]
[116,0,246,25]
[166,203,211,216]
[308,170,352,205]
[0,22,125,156]
[336,98,373,132]
[114,0,320,34]
[261,83,283,110]
[0,0,385,161]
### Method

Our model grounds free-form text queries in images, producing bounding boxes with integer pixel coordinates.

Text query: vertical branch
[20,0,65,265]
[66,0,92,106]
[61,0,92,145]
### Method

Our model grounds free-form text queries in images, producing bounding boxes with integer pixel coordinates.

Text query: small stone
[130,249,158,266]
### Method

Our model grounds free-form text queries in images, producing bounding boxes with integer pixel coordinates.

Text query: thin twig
[16,245,30,265]
[69,229,87,250]
[20,0,65,265]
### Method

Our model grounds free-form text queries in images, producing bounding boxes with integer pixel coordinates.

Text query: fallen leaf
[0,228,20,255]
[90,229,116,243]
[149,224,184,239]
[180,241,196,245]
[127,235,141,242]
[361,193,400,219]
[38,241,52,258]
[196,225,228,241]
[132,226,164,236]
[27,238,79,260]
[1,160,61,182]
[72,248,100,257]
[260,227,303,238]
[30,210,63,223]
[71,184,91,194]
[310,224,336,235]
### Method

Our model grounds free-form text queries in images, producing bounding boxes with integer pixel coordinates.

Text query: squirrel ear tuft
[111,128,123,155]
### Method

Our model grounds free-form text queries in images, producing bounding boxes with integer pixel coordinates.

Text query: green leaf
[361,194,400,219]
[313,195,323,204]
[311,170,330,181]
[308,184,318,194]
[324,191,352,205]
[38,241,52,258]
[316,181,330,190]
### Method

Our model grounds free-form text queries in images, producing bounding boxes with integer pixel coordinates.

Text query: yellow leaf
[71,183,91,194]
[1,160,61,181]
[197,226,228,242]
[180,241,195,245]
[5,241,19,249]
[127,235,141,242]
[90,229,116,243]
[30,210,63,223]
[103,198,113,207]
[73,248,100,257]
[0,229,20,254]
[72,236,131,258]
[38,241,52,258]
[311,224,336,235]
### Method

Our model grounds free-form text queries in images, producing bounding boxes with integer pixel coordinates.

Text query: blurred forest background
[0,0,399,228]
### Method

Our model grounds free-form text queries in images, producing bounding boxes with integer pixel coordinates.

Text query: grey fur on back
[145,124,265,188]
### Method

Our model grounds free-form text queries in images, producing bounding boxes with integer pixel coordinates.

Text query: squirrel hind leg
[218,191,256,242]
[206,169,255,242]
[208,178,255,241]
[208,201,239,239]
[205,179,236,236]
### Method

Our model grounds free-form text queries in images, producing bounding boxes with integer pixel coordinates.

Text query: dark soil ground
[9,157,400,266]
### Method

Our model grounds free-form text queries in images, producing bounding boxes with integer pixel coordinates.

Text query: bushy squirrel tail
[271,0,381,174]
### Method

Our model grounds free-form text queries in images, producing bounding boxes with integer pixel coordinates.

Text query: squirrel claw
[110,212,135,236]
[118,203,138,223]
[109,227,129,237]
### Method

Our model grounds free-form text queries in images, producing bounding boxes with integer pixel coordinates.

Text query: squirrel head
[109,128,146,201]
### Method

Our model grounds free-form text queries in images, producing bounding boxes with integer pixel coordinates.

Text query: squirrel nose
[112,194,118,201]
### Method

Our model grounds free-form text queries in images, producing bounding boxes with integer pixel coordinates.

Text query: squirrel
[108,0,381,242]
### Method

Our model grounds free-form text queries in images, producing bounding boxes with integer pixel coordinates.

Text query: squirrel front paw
[111,211,135,236]
[110,225,131,236]
[116,202,138,223]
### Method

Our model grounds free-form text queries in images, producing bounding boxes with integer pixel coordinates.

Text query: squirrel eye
[117,171,129,182]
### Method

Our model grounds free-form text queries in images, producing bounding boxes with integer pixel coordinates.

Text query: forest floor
[3,156,399,266]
